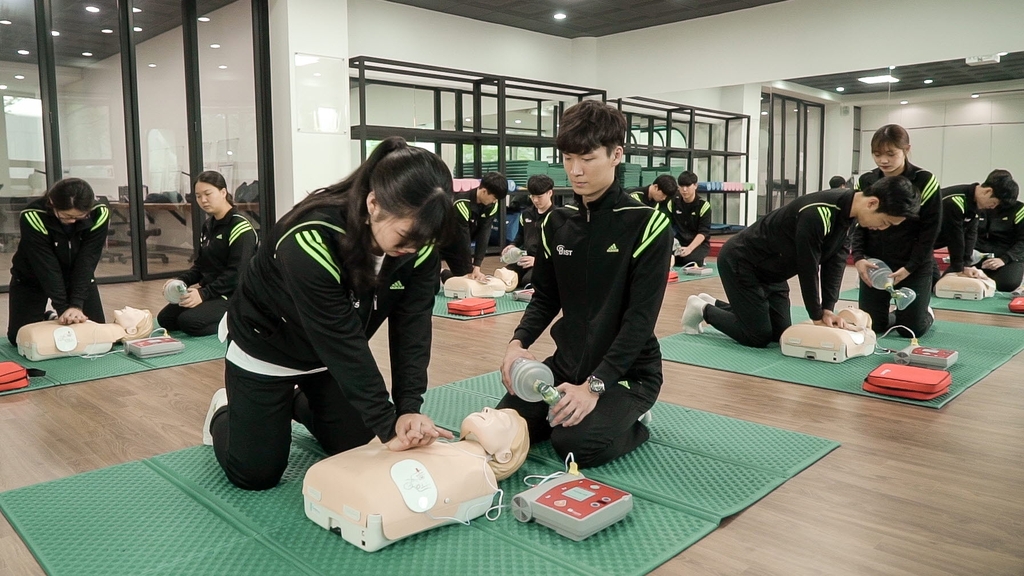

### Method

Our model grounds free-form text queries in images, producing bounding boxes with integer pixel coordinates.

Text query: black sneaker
[44,311,57,321]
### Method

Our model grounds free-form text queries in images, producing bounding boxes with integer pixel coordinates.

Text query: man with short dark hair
[439,171,508,282]
[682,177,921,347]
[672,170,713,267]
[829,175,849,189]
[499,100,671,468]
[501,174,554,287]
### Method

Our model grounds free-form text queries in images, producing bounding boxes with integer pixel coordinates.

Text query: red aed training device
[863,363,951,400]
[1010,297,1024,313]
[667,270,679,284]
[446,297,496,316]
[511,474,633,541]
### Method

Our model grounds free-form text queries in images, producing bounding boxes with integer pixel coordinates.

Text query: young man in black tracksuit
[158,171,259,336]
[851,124,941,337]
[500,174,553,288]
[629,173,678,219]
[975,199,1024,292]
[438,172,507,283]
[933,170,1019,286]
[682,178,919,347]
[8,179,110,345]
[500,100,671,468]
[672,170,713,267]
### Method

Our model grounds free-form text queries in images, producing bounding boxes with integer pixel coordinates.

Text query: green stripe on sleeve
[921,176,939,203]
[24,211,48,235]
[90,205,109,231]
[455,200,471,221]
[633,211,670,258]
[541,212,552,258]
[951,196,965,214]
[699,202,710,217]
[1016,206,1024,225]
[294,232,340,283]
[229,222,254,245]
[414,244,434,268]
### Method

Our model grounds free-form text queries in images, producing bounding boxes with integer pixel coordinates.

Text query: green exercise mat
[669,262,719,283]
[433,293,529,320]
[0,379,837,576]
[0,333,227,396]
[839,287,1022,317]
[660,310,1024,408]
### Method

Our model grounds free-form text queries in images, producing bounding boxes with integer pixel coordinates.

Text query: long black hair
[46,178,95,212]
[280,136,455,291]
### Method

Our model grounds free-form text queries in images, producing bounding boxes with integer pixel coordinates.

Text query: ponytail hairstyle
[280,136,456,291]
[46,178,95,213]
[195,170,233,205]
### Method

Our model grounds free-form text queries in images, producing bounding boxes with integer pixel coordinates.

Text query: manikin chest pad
[17,307,154,361]
[443,275,507,298]
[934,273,996,301]
[779,308,877,363]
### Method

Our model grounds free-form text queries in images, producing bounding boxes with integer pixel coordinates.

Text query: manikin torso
[17,307,154,361]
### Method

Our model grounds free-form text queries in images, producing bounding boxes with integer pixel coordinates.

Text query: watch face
[589,378,605,394]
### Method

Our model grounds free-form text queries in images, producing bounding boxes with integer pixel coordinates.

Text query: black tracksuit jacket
[11,197,110,314]
[723,189,856,321]
[629,189,712,248]
[852,162,941,273]
[934,184,979,272]
[513,184,672,386]
[439,190,498,274]
[511,204,547,255]
[975,201,1024,263]
[177,208,258,301]
[226,207,440,443]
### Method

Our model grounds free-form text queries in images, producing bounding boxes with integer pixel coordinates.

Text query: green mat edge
[839,287,1022,317]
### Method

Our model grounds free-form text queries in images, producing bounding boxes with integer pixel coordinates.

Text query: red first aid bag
[1010,297,1024,313]
[0,361,45,392]
[447,297,497,316]
[667,270,679,284]
[862,362,950,400]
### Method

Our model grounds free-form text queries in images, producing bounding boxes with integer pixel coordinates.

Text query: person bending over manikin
[17,307,154,361]
[303,407,528,551]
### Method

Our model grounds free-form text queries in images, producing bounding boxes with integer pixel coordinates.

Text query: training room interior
[1,0,1023,574]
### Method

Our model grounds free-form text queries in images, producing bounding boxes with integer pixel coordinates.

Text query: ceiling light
[464,117,471,122]
[147,63,156,68]
[858,75,899,84]
[101,28,113,33]
[82,52,93,56]
[900,100,908,105]
[14,74,25,79]
[133,7,142,12]
[0,20,11,25]
[888,65,896,70]
[923,79,933,84]
[836,87,845,92]
[0,85,6,90]
[17,49,29,55]
[218,65,227,69]
[313,72,321,77]
[760,111,768,116]
[227,151,233,156]
[210,43,220,48]
[86,6,100,13]
[198,16,210,22]
[51,30,59,36]
[793,109,799,112]
[553,12,566,20]
[997,52,1008,56]
[133,26,142,32]
[971,94,980,98]
[514,119,522,124]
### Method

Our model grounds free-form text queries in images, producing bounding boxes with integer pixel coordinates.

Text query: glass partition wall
[0,0,272,292]
[759,91,825,216]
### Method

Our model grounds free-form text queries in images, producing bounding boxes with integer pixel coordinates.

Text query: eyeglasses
[54,210,89,222]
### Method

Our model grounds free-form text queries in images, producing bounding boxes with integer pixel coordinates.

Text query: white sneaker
[682,295,708,335]
[927,306,935,321]
[203,388,228,446]
[638,410,653,427]
[696,293,717,305]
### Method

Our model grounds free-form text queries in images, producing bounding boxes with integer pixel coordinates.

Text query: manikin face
[531,190,553,212]
[647,184,667,203]
[975,186,1001,210]
[563,146,623,202]
[366,192,418,258]
[872,145,908,177]
[194,181,230,216]
[460,407,518,463]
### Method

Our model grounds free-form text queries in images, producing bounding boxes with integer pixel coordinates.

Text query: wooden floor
[1,257,1022,575]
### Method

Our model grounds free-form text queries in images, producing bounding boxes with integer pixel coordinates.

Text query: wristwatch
[586,375,605,396]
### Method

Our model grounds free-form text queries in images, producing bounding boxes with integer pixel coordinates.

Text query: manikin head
[112,306,153,337]
[459,407,529,481]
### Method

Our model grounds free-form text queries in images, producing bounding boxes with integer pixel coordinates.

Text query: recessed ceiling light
[0,20,11,25]
[971,94,980,99]
[760,111,768,116]
[198,16,210,22]
[997,52,1008,56]
[85,6,100,13]
[313,72,321,77]
[553,12,566,20]
[227,151,233,156]
[82,52,93,56]
[133,26,142,32]
[101,28,113,33]
[858,75,899,84]
[218,65,227,69]
[514,119,522,124]
[836,87,845,92]
[923,79,933,84]
[147,63,156,68]
[900,100,909,105]
[14,74,25,79]
[793,109,799,112]
[17,49,29,55]
[133,7,142,12]
[888,65,896,70]
[464,117,471,122]
[210,43,220,48]
[0,85,6,90]
[51,30,59,36]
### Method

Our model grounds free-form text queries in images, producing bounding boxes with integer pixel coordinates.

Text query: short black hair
[863,175,920,218]
[527,174,554,196]
[652,174,679,198]
[982,169,1019,203]
[479,171,508,201]
[677,171,698,188]
[555,100,626,156]
[829,175,848,189]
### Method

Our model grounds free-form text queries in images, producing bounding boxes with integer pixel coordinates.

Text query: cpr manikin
[779,308,877,363]
[442,275,508,298]
[302,407,529,552]
[16,307,154,361]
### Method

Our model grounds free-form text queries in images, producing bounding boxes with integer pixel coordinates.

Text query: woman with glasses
[7,178,110,345]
